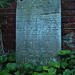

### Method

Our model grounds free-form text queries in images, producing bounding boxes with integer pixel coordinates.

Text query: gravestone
[16,0,61,65]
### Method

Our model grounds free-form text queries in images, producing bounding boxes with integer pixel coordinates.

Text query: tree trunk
[0,26,4,56]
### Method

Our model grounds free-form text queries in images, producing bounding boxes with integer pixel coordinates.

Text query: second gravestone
[16,0,61,65]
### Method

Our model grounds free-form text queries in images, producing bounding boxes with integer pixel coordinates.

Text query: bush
[0,50,75,75]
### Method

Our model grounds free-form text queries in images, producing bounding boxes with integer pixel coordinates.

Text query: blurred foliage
[0,0,12,8]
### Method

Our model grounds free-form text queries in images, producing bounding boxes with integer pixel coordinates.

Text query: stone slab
[16,0,61,65]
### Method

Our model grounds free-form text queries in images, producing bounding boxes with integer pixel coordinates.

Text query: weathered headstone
[16,0,61,65]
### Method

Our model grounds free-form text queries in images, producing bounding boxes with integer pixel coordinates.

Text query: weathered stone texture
[16,0,61,65]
